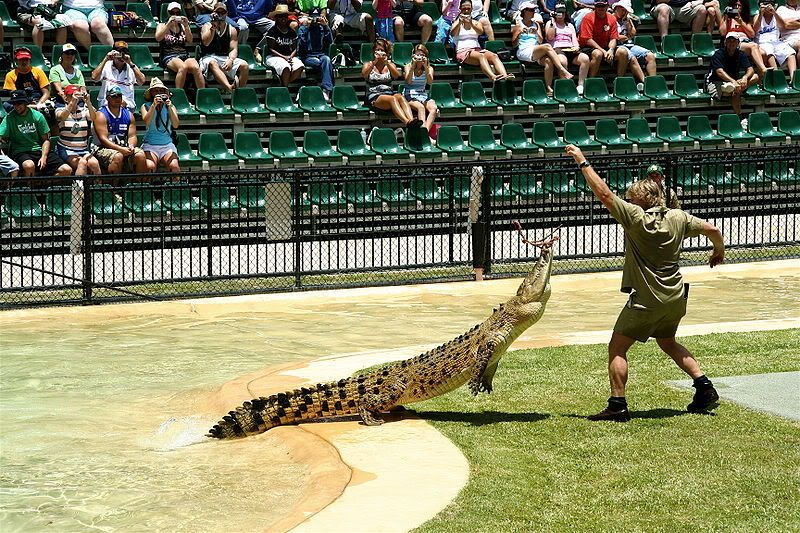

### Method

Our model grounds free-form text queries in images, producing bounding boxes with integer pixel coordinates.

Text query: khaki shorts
[651,0,705,24]
[613,288,688,342]
[94,147,144,173]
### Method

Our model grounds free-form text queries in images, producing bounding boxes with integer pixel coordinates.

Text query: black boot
[588,397,631,422]
[687,385,720,413]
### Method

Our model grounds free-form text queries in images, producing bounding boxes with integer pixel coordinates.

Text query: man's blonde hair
[626,179,665,209]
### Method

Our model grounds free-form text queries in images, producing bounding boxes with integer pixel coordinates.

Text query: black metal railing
[1,146,798,308]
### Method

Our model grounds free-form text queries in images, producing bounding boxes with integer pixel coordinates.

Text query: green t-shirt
[0,108,50,155]
[49,64,87,89]
[297,0,327,13]
[606,193,705,306]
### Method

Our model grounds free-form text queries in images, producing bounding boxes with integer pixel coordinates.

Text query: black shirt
[707,48,751,83]
[200,23,232,57]
[265,26,299,56]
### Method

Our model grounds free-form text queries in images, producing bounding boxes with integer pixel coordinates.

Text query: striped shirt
[57,106,91,151]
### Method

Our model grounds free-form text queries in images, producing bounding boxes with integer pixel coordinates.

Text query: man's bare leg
[589,332,636,421]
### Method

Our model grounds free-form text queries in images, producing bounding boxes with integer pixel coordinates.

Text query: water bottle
[360,129,367,144]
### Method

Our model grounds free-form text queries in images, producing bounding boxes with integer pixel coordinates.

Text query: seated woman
[451,0,511,81]
[545,4,590,93]
[49,44,86,106]
[720,0,769,78]
[139,78,180,173]
[55,84,101,176]
[512,1,573,95]
[156,2,205,91]
[362,38,420,127]
[403,44,439,133]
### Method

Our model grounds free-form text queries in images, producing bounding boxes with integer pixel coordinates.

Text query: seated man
[298,0,328,23]
[91,41,146,111]
[705,33,756,115]
[394,0,435,42]
[228,0,275,46]
[62,0,115,47]
[0,90,72,178]
[578,0,628,78]
[92,86,151,176]
[0,151,20,179]
[263,4,305,86]
[3,47,52,110]
[651,0,711,38]
[298,8,335,100]
[328,0,376,41]
[614,0,657,85]
[16,0,69,48]
[199,2,250,91]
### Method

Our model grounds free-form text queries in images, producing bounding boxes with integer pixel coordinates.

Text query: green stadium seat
[583,77,621,110]
[777,110,800,140]
[336,129,377,162]
[265,87,304,118]
[302,181,347,210]
[195,88,234,121]
[392,42,413,66]
[238,44,267,74]
[492,79,528,112]
[134,87,146,111]
[604,168,636,194]
[460,81,498,112]
[303,130,344,163]
[52,45,89,73]
[522,79,559,112]
[594,119,633,151]
[625,117,663,149]
[237,185,266,210]
[234,131,274,165]
[553,78,590,110]
[686,116,726,148]
[23,45,48,71]
[297,86,337,118]
[675,164,704,190]
[673,73,710,105]
[718,114,757,144]
[656,116,694,149]
[488,1,511,27]
[614,77,650,109]
[563,120,602,151]
[765,161,799,185]
[690,33,715,58]
[128,44,161,75]
[331,85,370,118]
[426,42,458,72]
[4,192,49,225]
[419,2,442,22]
[747,112,786,143]
[643,75,680,107]
[370,128,411,161]
[89,45,113,69]
[170,88,200,119]
[793,70,800,91]
[542,172,585,196]
[269,130,309,164]
[327,44,361,76]
[198,132,238,166]
[410,177,452,204]
[374,181,418,207]
[126,2,157,29]
[0,2,21,29]
[122,188,168,217]
[430,82,467,114]
[359,42,373,64]
[661,34,698,64]
[44,189,72,221]
[743,83,771,104]
[175,133,204,168]
[405,127,443,158]
[501,123,538,155]
[162,189,204,216]
[231,87,267,118]
[200,187,240,215]
[631,0,652,22]
[485,40,519,68]
[633,35,667,63]
[436,126,476,158]
[762,69,800,101]
[468,125,507,157]
[342,181,384,209]
[531,121,567,154]
[509,176,548,200]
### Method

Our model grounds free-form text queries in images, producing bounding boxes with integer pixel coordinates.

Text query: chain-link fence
[1,146,798,308]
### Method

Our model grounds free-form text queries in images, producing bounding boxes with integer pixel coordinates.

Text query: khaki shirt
[607,194,705,307]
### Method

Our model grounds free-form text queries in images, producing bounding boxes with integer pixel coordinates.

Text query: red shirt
[578,11,619,49]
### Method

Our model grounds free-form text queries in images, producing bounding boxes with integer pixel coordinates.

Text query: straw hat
[269,4,291,18]
[144,77,169,100]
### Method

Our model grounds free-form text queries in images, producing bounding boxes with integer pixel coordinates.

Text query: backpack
[107,11,148,32]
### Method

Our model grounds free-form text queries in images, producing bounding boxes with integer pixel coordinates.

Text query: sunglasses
[108,93,123,98]
[169,10,182,14]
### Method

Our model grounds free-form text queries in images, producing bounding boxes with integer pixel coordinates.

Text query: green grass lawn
[411,329,800,533]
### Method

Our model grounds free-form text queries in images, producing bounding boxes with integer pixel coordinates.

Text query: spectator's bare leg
[574,53,590,87]
[163,154,180,174]
[55,26,67,45]
[409,100,425,123]
[86,156,102,175]
[90,18,114,46]
[237,63,250,87]
[480,17,494,41]
[588,49,603,77]
[71,20,92,49]
[690,7,707,34]
[364,15,375,42]
[133,150,151,173]
[541,56,555,93]
[731,92,742,115]
[69,156,86,176]
[185,58,205,89]
[31,22,45,47]
[108,153,123,174]
[424,99,437,131]
[418,15,433,43]
[168,58,189,90]
[394,16,405,41]
[535,45,572,79]
[654,4,670,38]
[208,61,234,90]
[786,54,797,80]
[488,51,507,79]
[395,93,415,122]
[644,52,657,76]
[56,164,73,176]
[21,160,36,177]
[626,54,645,83]
[740,43,768,77]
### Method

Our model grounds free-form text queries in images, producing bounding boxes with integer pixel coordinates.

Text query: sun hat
[61,43,78,54]
[14,47,32,60]
[144,77,169,100]
[269,3,291,17]
[8,90,30,104]
[646,164,664,177]
[614,0,633,13]
[167,1,182,13]
[106,86,124,97]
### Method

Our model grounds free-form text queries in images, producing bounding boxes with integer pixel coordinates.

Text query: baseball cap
[518,1,538,11]
[107,86,124,96]
[167,1,182,12]
[9,90,30,104]
[614,0,633,12]
[61,43,78,54]
[64,84,82,95]
[554,3,568,12]
[113,40,129,53]
[646,164,664,177]
[594,0,609,6]
[309,6,323,16]
[15,47,32,60]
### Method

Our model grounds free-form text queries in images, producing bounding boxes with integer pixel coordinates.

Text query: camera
[210,12,224,22]
[412,54,425,62]
[724,6,739,17]
[310,16,321,24]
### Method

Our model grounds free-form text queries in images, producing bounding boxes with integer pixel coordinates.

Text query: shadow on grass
[417,411,550,425]
[562,408,710,420]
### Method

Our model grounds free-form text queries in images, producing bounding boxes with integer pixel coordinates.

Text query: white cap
[61,43,78,53]
[614,0,633,12]
[518,1,539,12]
[166,2,182,12]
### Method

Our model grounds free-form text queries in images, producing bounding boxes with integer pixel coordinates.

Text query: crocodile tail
[206,378,359,439]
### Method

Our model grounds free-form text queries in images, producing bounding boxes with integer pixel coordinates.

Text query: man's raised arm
[565,144,617,210]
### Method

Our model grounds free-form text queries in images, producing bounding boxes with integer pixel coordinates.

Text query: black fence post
[293,172,302,289]
[81,178,93,304]
[471,165,492,277]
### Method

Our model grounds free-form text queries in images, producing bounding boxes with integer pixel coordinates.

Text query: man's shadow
[417,410,551,426]
[563,408,707,420]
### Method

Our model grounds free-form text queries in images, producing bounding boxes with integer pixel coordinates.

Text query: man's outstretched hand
[565,144,584,164]
[709,248,725,268]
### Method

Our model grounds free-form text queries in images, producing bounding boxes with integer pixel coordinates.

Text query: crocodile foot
[358,406,385,426]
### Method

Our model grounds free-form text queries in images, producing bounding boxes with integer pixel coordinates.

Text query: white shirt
[756,15,781,44]
[455,25,481,50]
[98,62,139,110]
[776,4,800,41]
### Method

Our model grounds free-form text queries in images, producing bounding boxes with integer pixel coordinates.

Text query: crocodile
[207,237,556,439]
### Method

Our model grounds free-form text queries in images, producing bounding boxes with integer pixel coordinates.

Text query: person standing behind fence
[92,86,151,177]
[565,144,725,421]
[55,85,101,176]
[140,78,181,174]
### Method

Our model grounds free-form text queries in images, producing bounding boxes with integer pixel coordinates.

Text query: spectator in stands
[374,0,397,41]
[299,0,329,23]
[157,3,206,91]
[435,0,462,47]
[16,0,69,48]
[721,0,771,76]
[469,0,495,41]
[705,34,755,115]
[394,0,435,42]
[0,90,72,178]
[651,0,715,38]
[755,0,797,79]
[0,152,20,178]
[504,0,538,24]
[328,0,376,42]
[298,8,335,101]
[571,0,595,31]
[281,0,304,29]
[513,2,573,95]
[92,41,146,110]
[55,85,101,176]
[227,0,275,49]
[538,0,559,22]
[92,86,151,175]
[50,44,87,106]
[546,4,591,93]
[452,0,511,80]
[362,38,421,126]
[140,78,181,173]
[614,0,657,84]
[195,0,237,23]
[776,0,800,60]
[578,1,629,79]
[264,4,305,86]
[3,48,52,109]
[62,0,115,48]
[403,44,439,132]
[200,2,250,91]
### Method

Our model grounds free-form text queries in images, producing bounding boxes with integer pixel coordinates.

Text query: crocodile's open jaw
[516,248,553,304]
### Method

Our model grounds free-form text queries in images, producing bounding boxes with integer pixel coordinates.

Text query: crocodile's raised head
[516,246,553,305]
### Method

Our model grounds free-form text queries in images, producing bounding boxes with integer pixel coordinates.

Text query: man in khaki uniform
[566,145,725,421]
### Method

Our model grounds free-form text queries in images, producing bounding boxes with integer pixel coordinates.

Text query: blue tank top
[142,102,173,146]
[403,70,428,101]
[518,22,540,55]
[98,106,132,146]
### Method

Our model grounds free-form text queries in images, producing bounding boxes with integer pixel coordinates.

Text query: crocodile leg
[358,376,409,426]
[479,360,499,394]
[469,341,497,396]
